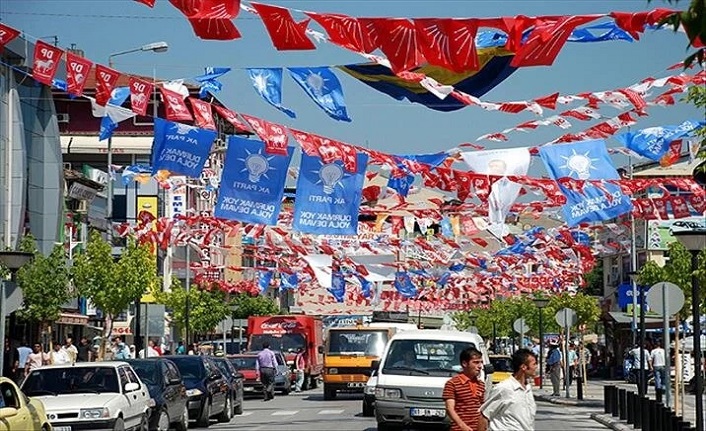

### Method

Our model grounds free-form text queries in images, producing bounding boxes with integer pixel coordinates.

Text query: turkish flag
[32,40,64,86]
[0,23,21,49]
[159,87,193,121]
[65,52,93,97]
[188,98,216,130]
[129,77,154,116]
[240,114,289,155]
[93,65,121,106]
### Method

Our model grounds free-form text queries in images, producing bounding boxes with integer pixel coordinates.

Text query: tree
[229,293,279,320]
[651,0,706,67]
[16,235,71,332]
[73,231,158,347]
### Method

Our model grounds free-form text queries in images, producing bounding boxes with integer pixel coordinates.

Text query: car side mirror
[318,346,324,354]
[371,360,380,370]
[209,373,221,381]
[0,407,18,419]
[484,364,495,375]
[169,377,182,385]
[124,382,140,392]
[234,372,243,380]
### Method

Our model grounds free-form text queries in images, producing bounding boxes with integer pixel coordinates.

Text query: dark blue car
[126,358,188,430]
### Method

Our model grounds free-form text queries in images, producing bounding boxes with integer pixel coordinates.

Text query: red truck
[247,315,324,390]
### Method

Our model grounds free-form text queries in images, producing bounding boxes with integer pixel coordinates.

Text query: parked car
[21,361,152,431]
[488,355,513,384]
[362,370,377,417]
[246,350,292,395]
[211,357,245,416]
[126,358,188,431]
[228,354,260,397]
[0,376,52,431]
[162,355,230,427]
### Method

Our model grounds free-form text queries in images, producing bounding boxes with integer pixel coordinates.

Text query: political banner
[151,118,216,178]
[292,152,368,235]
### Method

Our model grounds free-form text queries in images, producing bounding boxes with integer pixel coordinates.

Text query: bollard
[627,392,635,425]
[634,393,642,429]
[641,397,650,431]
[619,388,627,420]
[678,421,691,431]
[646,399,654,431]
[650,401,660,431]
[611,386,619,417]
[662,406,671,431]
[604,385,612,414]
[577,375,584,400]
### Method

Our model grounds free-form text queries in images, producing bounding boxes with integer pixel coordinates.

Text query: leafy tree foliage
[16,235,71,324]
[229,293,280,320]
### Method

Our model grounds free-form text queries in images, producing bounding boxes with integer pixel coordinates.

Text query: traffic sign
[555,308,577,327]
[646,282,685,316]
[513,318,529,335]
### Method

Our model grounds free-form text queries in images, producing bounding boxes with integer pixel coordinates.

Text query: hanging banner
[214,136,293,226]
[539,139,632,227]
[292,152,368,235]
[32,40,64,86]
[129,77,154,116]
[65,52,93,97]
[188,98,217,130]
[94,65,121,106]
[151,118,216,178]
[287,66,351,122]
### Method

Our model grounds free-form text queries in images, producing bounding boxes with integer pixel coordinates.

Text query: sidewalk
[533,378,606,408]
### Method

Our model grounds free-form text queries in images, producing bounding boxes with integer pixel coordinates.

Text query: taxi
[489,355,513,384]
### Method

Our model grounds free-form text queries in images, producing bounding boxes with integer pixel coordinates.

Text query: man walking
[294,347,307,392]
[650,341,666,402]
[443,347,486,431]
[256,342,278,401]
[546,341,562,396]
[480,348,538,431]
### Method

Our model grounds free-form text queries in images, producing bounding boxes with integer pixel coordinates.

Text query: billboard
[647,217,706,250]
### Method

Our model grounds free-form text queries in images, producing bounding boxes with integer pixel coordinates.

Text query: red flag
[65,52,93,97]
[159,87,193,121]
[0,23,21,49]
[414,18,479,72]
[689,194,706,213]
[240,114,289,155]
[289,129,320,156]
[305,13,372,53]
[129,77,154,116]
[670,196,691,219]
[188,98,216,130]
[652,198,669,220]
[659,140,682,167]
[369,18,423,73]
[94,65,121,106]
[511,15,598,67]
[213,105,250,133]
[32,40,64,86]
[251,2,315,50]
[170,0,242,40]
[134,0,155,6]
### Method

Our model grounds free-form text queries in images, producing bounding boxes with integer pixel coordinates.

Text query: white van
[373,330,492,430]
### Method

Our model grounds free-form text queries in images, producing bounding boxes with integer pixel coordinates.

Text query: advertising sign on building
[168,176,187,219]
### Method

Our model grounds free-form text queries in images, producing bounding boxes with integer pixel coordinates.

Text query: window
[0,382,19,408]
[23,366,120,395]
[382,339,478,377]
[327,330,388,356]
[124,367,142,389]
[166,361,181,382]
[117,367,129,389]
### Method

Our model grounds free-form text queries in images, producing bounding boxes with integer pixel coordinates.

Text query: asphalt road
[199,387,610,431]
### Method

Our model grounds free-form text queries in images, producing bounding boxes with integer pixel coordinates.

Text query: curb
[534,393,604,408]
[590,413,634,431]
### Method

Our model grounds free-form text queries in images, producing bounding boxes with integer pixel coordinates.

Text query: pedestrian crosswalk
[238,408,354,417]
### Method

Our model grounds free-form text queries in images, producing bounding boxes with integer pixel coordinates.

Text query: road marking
[271,410,299,416]
[318,409,345,415]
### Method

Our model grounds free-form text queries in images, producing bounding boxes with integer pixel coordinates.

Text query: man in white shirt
[138,339,160,358]
[49,342,70,365]
[650,341,667,402]
[630,344,651,394]
[480,348,538,431]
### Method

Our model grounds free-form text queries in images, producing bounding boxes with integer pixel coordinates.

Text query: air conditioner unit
[63,162,73,171]
[57,113,70,123]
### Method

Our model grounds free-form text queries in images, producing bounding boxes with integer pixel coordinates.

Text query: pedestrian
[480,348,538,431]
[76,337,93,362]
[112,337,131,360]
[650,341,666,402]
[64,336,78,364]
[2,338,19,380]
[630,343,650,393]
[49,341,70,365]
[17,341,32,383]
[255,342,278,401]
[442,347,486,431]
[175,341,186,355]
[546,340,562,396]
[566,343,578,388]
[294,347,306,392]
[139,339,160,358]
[25,343,49,377]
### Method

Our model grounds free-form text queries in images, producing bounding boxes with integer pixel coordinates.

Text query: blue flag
[394,271,418,298]
[258,270,273,295]
[329,271,346,303]
[355,274,372,298]
[280,273,298,292]
[121,164,152,186]
[214,136,293,226]
[616,120,704,161]
[440,217,454,237]
[568,22,634,43]
[287,67,351,122]
[292,152,368,236]
[437,271,452,288]
[194,67,231,98]
[387,174,414,197]
[539,139,632,227]
[151,118,216,178]
[247,68,296,118]
[99,116,118,142]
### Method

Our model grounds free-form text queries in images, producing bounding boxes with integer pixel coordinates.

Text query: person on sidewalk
[480,348,538,431]
[546,341,562,396]
[443,347,485,431]
[255,342,278,401]
[294,347,307,392]
[650,341,666,402]
[630,343,651,394]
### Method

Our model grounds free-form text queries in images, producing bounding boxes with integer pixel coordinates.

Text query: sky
[1,0,703,177]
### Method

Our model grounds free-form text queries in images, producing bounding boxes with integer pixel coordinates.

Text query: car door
[124,366,148,428]
[204,359,226,413]
[164,360,184,421]
[0,381,31,430]
[117,366,138,428]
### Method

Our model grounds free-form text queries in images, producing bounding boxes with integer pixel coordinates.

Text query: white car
[21,361,153,431]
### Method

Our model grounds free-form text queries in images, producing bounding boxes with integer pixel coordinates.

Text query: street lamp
[672,227,706,431]
[0,251,33,371]
[628,270,646,397]
[533,297,550,389]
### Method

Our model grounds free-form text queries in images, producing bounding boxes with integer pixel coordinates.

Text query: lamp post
[533,297,550,389]
[629,270,646,397]
[672,227,706,431]
[0,251,33,371]
[229,304,238,354]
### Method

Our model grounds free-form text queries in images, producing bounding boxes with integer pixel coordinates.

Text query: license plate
[244,387,254,391]
[54,427,72,431]
[410,408,446,418]
[347,382,365,388]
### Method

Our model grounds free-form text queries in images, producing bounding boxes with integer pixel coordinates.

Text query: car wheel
[234,396,244,415]
[174,406,189,431]
[157,409,170,431]
[323,385,336,400]
[217,396,233,422]
[138,413,149,431]
[362,398,374,417]
[195,400,211,428]
[310,375,318,389]
[113,417,125,431]
[376,421,395,431]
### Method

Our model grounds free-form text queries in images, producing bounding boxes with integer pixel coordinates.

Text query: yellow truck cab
[323,322,416,400]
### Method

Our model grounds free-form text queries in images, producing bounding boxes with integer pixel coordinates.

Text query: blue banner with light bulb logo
[214,135,293,225]
[292,152,368,235]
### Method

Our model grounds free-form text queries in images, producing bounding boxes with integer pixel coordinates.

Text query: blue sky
[2,0,702,173]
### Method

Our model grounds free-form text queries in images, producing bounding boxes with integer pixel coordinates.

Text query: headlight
[375,387,401,399]
[79,408,110,419]
[147,398,156,408]
[186,388,203,397]
[364,385,376,395]
[286,360,294,366]
[327,368,338,374]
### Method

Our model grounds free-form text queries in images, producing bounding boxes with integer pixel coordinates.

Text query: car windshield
[327,330,388,356]
[214,360,232,377]
[128,361,160,385]
[249,334,305,354]
[382,340,478,377]
[168,358,205,380]
[490,357,513,372]
[22,366,119,395]
[230,357,257,370]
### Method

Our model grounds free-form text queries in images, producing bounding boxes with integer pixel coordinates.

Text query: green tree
[16,235,71,328]
[229,293,279,320]
[73,231,158,344]
[543,292,602,333]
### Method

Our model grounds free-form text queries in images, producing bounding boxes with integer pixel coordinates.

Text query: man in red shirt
[443,347,486,431]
